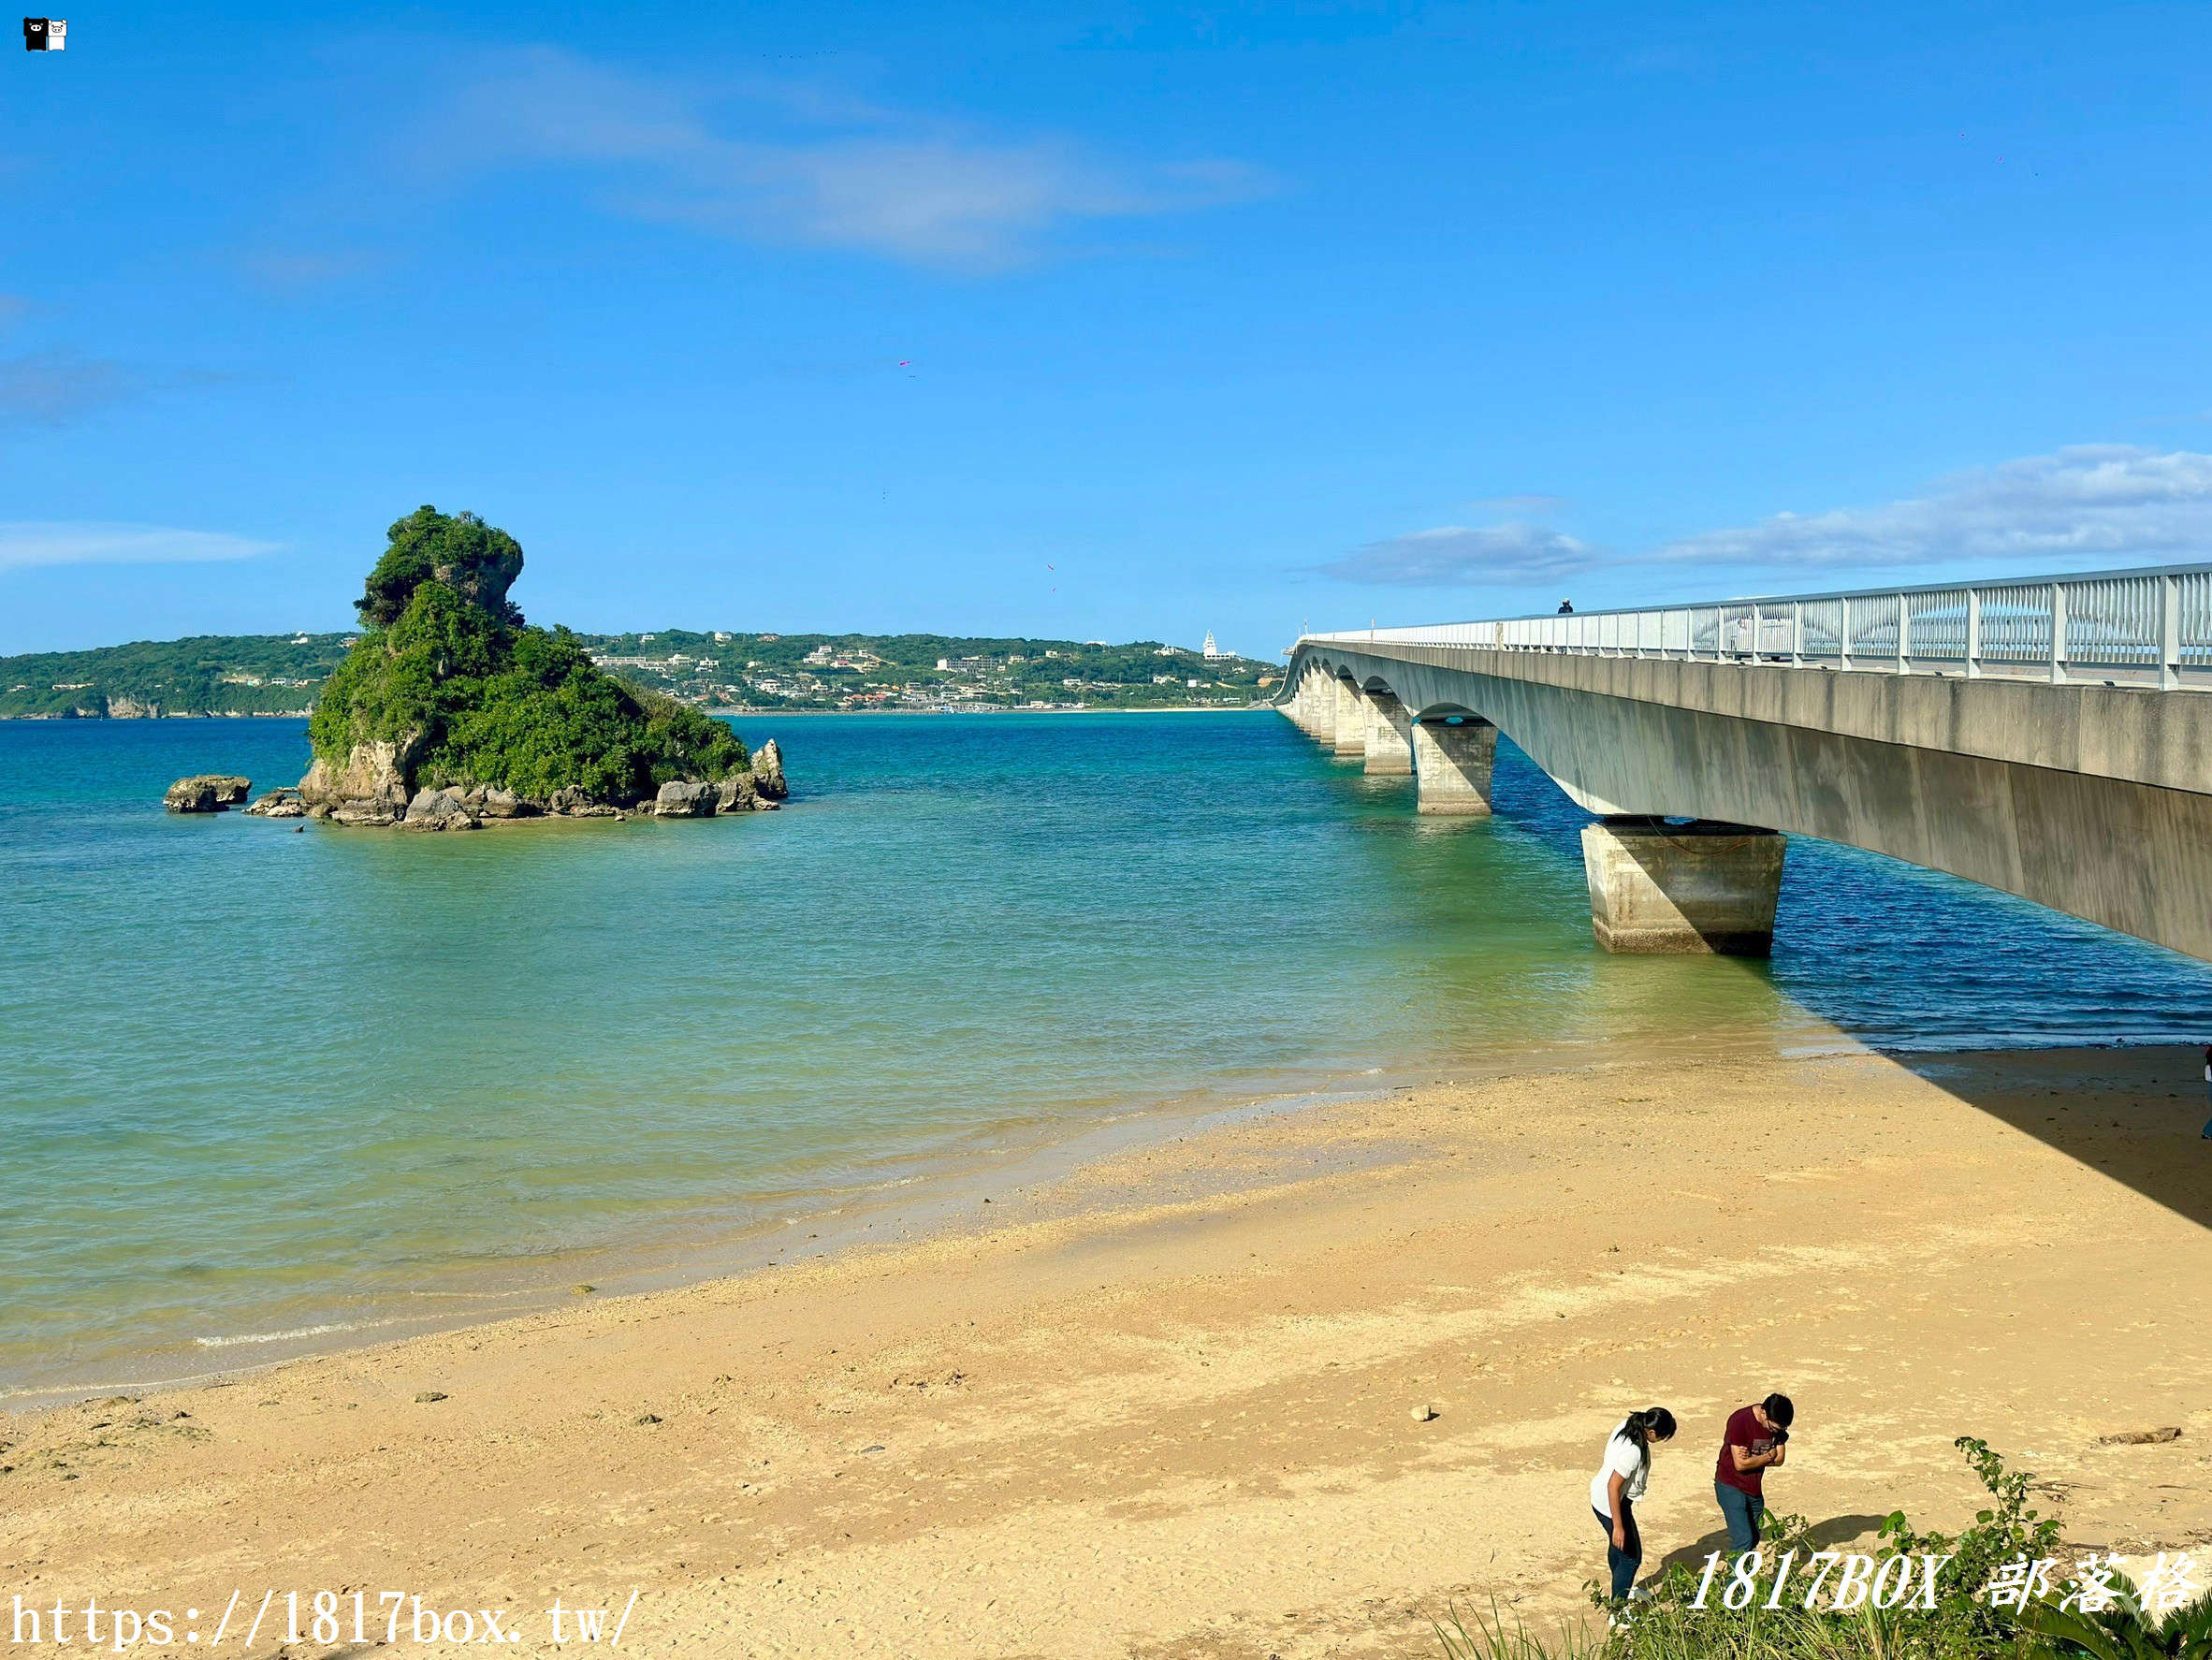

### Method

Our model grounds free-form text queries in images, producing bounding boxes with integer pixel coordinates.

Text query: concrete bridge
[1278,564,2212,961]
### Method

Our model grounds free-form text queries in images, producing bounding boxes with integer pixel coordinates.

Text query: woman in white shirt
[1591,1406,1677,1606]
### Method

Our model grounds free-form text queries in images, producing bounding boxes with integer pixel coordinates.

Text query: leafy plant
[311,508,749,801]
[1438,1600,1601,1660]
[2025,1569,2212,1659]
[1528,1439,2205,1660]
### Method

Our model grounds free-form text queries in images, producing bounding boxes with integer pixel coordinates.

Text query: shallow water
[2,711,2205,1397]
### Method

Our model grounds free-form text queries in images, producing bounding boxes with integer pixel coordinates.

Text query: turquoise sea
[4,711,2207,1401]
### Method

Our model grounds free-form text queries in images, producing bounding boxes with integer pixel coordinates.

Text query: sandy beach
[6,1041,2211,1658]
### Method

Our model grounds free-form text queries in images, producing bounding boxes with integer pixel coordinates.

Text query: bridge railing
[1302,562,2212,688]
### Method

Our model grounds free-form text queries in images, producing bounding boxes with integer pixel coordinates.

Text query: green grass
[1433,1440,2212,1660]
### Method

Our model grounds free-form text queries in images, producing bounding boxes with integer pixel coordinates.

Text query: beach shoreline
[7,1041,2211,1658]
[0,1022,1798,1412]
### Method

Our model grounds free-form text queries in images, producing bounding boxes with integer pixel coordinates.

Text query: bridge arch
[1278,633,2212,962]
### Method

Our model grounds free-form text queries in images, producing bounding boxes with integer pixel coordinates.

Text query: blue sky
[6,0,2212,657]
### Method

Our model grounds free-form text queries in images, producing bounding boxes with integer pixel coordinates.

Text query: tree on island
[303,507,760,820]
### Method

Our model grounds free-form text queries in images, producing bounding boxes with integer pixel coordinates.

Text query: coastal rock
[164,779,220,813]
[750,738,788,800]
[716,774,760,812]
[654,779,719,818]
[402,786,481,831]
[545,785,622,818]
[164,775,251,813]
[245,788,306,819]
[453,784,528,820]
[298,735,419,826]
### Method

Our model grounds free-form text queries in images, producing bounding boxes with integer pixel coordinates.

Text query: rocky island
[163,775,253,813]
[176,507,785,828]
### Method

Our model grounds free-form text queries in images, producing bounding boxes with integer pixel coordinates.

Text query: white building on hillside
[1201,631,1221,659]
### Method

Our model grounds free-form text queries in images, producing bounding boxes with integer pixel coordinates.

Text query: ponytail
[1619,1406,1678,1469]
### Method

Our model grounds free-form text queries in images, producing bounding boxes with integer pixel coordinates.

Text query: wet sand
[5,1043,2210,1657]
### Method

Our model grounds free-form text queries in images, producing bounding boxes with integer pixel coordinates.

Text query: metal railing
[1302,561,2212,689]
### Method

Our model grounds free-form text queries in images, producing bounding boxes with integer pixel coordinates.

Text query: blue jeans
[1716,1481,1765,1553]
[1595,1502,1641,1600]
[2202,1081,2211,1138]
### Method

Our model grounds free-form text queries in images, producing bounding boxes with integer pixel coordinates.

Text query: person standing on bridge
[1591,1405,1675,1613]
[1714,1392,1793,1553]
[1557,598,1575,614]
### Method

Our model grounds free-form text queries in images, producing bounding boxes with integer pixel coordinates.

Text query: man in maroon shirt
[1714,1392,1794,1552]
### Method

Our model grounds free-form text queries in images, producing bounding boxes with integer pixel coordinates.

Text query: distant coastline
[696,704,1273,717]
[1,628,1281,721]
[0,707,316,721]
[0,703,1273,721]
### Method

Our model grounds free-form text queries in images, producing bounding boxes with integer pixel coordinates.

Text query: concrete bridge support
[1362,691,1414,775]
[1332,677,1366,759]
[1283,668,1325,741]
[1411,718,1496,815]
[1283,625,2212,965]
[1296,670,1317,737]
[1581,819,1784,956]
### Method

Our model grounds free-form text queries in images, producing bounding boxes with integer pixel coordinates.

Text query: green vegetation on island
[1,626,1276,723]
[0,633,354,720]
[307,506,749,805]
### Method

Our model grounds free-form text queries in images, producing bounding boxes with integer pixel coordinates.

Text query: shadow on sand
[1895,1044,2212,1231]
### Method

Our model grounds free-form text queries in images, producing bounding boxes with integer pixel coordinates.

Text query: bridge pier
[1332,678,1366,758]
[1581,819,1784,956]
[1283,668,1309,739]
[1412,717,1496,814]
[1362,691,1414,775]
[1307,667,1340,743]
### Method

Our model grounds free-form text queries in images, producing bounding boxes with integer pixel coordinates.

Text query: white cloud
[1323,522,1602,586]
[1327,446,2212,593]
[0,523,280,574]
[1657,445,2212,572]
[410,47,1266,271]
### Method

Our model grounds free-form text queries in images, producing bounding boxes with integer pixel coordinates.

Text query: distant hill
[0,633,357,719]
[0,628,1279,719]
[582,630,1278,711]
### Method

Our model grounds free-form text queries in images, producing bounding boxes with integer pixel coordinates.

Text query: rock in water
[716,773,760,812]
[751,738,788,800]
[546,786,620,818]
[654,780,719,818]
[164,775,251,813]
[165,779,219,814]
[298,735,419,825]
[402,786,480,831]
[245,788,306,819]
